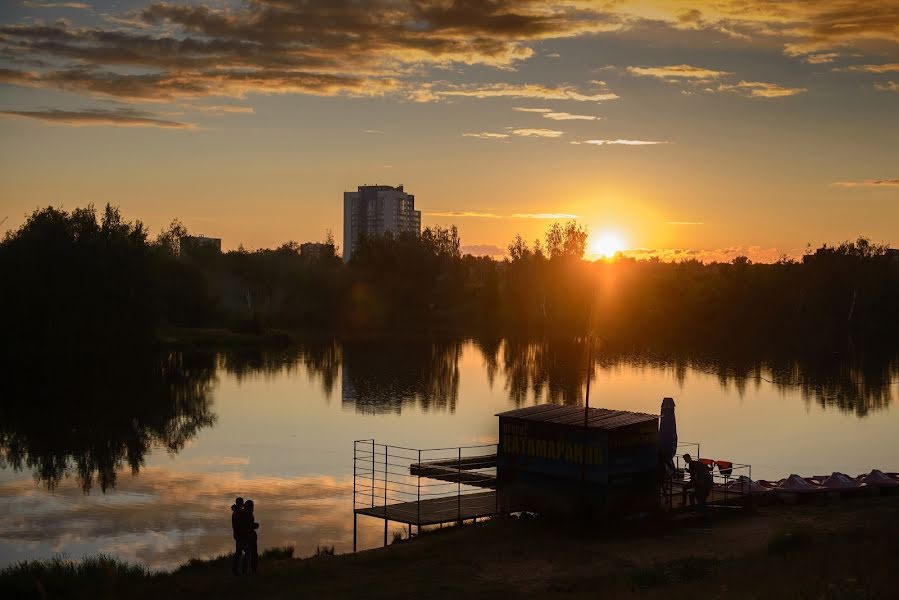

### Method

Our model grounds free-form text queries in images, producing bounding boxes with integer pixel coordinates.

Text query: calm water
[2,339,897,570]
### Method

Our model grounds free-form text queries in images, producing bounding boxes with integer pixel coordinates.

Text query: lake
[2,338,897,570]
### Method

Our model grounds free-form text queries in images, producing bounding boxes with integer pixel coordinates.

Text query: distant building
[300,242,335,260]
[180,235,221,256]
[343,184,421,262]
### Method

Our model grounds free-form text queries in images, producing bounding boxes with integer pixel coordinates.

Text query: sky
[0,0,897,261]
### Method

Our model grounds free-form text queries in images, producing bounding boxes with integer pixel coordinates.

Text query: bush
[260,546,294,560]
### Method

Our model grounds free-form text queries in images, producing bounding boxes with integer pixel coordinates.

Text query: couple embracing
[230,497,260,575]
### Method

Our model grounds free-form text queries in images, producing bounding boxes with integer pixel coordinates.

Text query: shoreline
[3,496,897,599]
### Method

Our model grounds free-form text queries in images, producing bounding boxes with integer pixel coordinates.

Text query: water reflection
[0,467,355,570]
[340,339,462,414]
[2,341,893,497]
[0,352,217,492]
[629,350,898,418]
[217,342,341,398]
[1,339,896,570]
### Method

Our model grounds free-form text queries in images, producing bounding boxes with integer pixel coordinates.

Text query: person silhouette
[231,497,247,575]
[241,499,260,574]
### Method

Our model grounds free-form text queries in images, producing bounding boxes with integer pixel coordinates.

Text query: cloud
[667,221,704,225]
[509,128,563,138]
[713,81,807,98]
[623,64,806,99]
[874,81,899,92]
[461,244,506,257]
[837,63,899,73]
[511,213,579,219]
[462,132,509,140]
[425,211,578,219]
[544,112,598,121]
[0,65,395,102]
[0,1,625,104]
[182,104,254,115]
[426,211,502,218]
[512,106,598,120]
[362,129,384,134]
[2,0,896,109]
[432,82,618,102]
[804,52,840,64]
[833,179,899,187]
[0,107,195,129]
[626,64,731,80]
[20,1,90,8]
[579,139,668,146]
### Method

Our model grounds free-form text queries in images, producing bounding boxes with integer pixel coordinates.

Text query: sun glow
[589,231,627,259]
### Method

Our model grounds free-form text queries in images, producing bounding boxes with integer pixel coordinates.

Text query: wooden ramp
[354,491,501,526]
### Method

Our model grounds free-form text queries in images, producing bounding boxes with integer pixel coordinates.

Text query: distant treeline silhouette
[2,205,897,352]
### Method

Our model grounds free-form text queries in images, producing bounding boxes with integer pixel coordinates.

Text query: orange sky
[0,0,897,261]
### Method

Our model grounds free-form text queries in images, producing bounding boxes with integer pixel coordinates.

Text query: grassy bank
[4,497,897,599]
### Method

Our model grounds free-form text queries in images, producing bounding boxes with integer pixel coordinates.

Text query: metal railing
[663,442,753,508]
[352,440,498,550]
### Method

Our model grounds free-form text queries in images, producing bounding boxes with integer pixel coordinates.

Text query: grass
[3,498,898,599]
[0,555,149,599]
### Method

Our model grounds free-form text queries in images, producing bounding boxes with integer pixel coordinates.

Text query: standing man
[231,497,247,575]
[241,499,260,574]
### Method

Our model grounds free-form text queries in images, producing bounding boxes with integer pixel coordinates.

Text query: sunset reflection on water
[2,340,897,569]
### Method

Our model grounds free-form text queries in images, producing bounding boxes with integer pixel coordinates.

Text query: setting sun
[589,231,627,259]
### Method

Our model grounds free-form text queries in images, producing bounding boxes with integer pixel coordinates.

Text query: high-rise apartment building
[343,184,421,262]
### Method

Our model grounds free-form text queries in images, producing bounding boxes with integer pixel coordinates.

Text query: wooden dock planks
[354,491,502,526]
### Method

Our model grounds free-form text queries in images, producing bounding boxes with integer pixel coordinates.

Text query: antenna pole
[580,286,596,513]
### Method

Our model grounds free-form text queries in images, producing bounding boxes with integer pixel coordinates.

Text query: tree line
[2,205,897,353]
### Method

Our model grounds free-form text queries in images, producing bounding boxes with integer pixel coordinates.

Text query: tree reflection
[339,339,462,414]
[501,338,591,407]
[0,352,217,493]
[217,341,341,398]
[494,340,897,417]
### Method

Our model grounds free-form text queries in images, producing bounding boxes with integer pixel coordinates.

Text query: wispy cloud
[425,211,578,220]
[804,53,840,64]
[667,221,704,225]
[626,64,731,80]
[0,108,195,129]
[509,128,564,138]
[544,112,598,121]
[874,81,899,92]
[577,139,668,146]
[713,81,807,98]
[835,63,899,73]
[833,179,899,187]
[512,213,580,219]
[432,82,618,102]
[362,129,384,134]
[513,107,598,120]
[20,1,91,8]
[426,211,502,218]
[462,132,509,139]
[182,104,254,116]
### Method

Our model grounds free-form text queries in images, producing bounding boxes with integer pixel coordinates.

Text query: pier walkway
[353,440,501,550]
[355,490,501,526]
